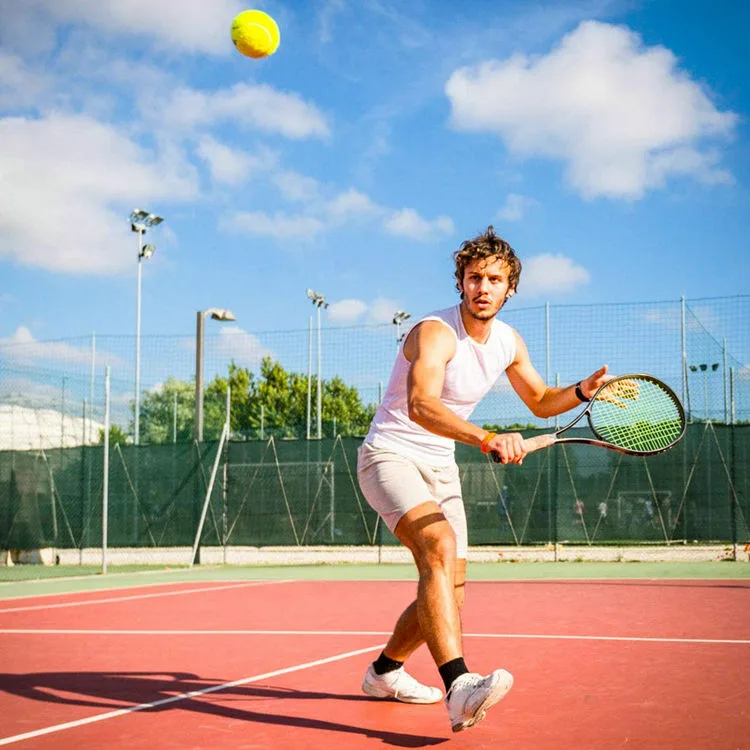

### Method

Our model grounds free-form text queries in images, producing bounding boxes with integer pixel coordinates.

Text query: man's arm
[506,330,609,418]
[405,321,486,447]
[405,322,527,464]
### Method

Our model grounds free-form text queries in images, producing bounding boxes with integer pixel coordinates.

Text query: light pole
[689,362,720,421]
[130,208,163,445]
[195,308,236,442]
[393,310,411,351]
[306,289,328,439]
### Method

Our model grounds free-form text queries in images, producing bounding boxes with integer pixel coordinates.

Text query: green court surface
[1,560,748,599]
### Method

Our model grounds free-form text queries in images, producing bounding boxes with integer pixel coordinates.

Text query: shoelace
[392,670,422,693]
[447,673,484,701]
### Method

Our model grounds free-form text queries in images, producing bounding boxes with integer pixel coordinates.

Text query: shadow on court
[0,671,448,747]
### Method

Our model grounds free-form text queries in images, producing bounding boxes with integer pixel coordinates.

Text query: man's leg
[380,549,467,663]
[362,501,459,705]
[389,502,512,733]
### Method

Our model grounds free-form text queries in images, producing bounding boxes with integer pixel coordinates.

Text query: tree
[98,424,130,446]
[135,358,376,443]
[136,377,196,444]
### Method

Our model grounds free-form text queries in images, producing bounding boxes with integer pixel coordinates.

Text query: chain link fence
[1,295,748,564]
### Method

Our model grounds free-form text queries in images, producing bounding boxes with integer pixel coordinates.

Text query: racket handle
[490,433,557,463]
[523,433,557,453]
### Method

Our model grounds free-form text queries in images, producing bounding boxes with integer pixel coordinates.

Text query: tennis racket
[492,374,686,461]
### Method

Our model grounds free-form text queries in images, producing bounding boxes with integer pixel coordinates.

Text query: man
[357,226,609,733]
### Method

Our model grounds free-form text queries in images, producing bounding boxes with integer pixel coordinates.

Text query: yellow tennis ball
[231,9,280,59]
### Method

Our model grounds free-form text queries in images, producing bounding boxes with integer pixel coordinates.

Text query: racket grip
[523,434,557,453]
[490,433,557,463]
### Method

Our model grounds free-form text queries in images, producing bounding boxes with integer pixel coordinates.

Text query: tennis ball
[231,9,280,59]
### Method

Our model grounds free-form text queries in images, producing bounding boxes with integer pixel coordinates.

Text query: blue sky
[0,0,748,385]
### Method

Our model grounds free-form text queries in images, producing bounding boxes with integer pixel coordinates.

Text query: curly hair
[453,226,521,298]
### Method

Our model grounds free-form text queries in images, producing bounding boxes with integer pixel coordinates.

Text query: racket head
[586,374,686,455]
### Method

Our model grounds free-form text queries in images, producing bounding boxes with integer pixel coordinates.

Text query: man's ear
[506,288,515,298]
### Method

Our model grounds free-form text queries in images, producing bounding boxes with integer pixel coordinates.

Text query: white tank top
[365,304,517,466]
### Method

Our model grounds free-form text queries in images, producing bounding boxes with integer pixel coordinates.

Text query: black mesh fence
[2,426,748,559]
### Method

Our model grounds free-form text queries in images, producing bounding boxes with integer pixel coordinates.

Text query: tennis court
[1,565,748,749]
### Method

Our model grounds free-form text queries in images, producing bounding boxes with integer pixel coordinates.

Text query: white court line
[0,642,385,747]
[0,573,260,604]
[0,580,294,614]
[0,576,250,602]
[0,628,747,645]
[0,566,225,589]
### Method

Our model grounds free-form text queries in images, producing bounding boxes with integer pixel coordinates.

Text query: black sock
[372,651,404,675]
[439,657,469,693]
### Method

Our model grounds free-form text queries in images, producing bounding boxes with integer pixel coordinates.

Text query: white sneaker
[361,664,443,704]
[445,669,514,732]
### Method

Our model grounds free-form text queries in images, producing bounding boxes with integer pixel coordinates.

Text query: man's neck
[459,301,495,344]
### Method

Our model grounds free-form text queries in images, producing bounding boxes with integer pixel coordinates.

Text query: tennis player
[358,226,609,732]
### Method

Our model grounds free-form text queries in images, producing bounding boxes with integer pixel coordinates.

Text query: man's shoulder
[413,306,459,336]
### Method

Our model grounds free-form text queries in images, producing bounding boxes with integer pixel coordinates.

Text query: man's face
[458,256,515,321]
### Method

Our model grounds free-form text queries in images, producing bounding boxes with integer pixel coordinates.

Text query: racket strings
[590,379,684,452]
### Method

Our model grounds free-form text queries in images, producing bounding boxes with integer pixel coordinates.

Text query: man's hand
[486,432,527,465]
[579,365,611,399]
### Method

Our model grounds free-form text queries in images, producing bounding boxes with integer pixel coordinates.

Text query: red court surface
[0,578,748,749]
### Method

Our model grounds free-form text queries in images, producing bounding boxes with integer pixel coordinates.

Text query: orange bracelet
[480,432,497,454]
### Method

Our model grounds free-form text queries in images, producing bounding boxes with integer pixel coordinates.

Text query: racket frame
[492,373,687,461]
[549,373,685,456]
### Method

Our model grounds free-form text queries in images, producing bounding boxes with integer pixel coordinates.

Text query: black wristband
[575,382,590,402]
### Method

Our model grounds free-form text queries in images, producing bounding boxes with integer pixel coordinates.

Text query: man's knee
[414,530,457,571]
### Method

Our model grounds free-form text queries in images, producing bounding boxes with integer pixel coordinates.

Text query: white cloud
[12,0,246,56]
[222,211,326,241]
[213,326,274,368]
[326,297,403,326]
[497,193,537,222]
[325,188,382,222]
[384,209,454,240]
[368,298,402,325]
[273,170,321,202]
[0,52,52,109]
[196,137,275,186]
[446,21,737,200]
[317,0,347,44]
[641,305,719,334]
[224,183,383,243]
[161,83,331,140]
[328,299,368,324]
[0,327,122,367]
[520,254,590,297]
[0,112,198,274]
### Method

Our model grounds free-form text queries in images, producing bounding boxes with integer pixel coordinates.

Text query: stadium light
[307,289,328,439]
[392,310,411,347]
[194,307,237,442]
[130,208,164,445]
[689,362,720,422]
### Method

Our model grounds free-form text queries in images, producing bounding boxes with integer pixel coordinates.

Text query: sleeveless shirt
[364,304,517,465]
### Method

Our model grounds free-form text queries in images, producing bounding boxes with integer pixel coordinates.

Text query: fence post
[729,368,737,560]
[102,365,110,575]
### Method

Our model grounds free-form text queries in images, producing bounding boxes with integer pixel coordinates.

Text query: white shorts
[357,442,468,559]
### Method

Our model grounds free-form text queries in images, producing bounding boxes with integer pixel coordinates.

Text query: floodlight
[208,308,236,322]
